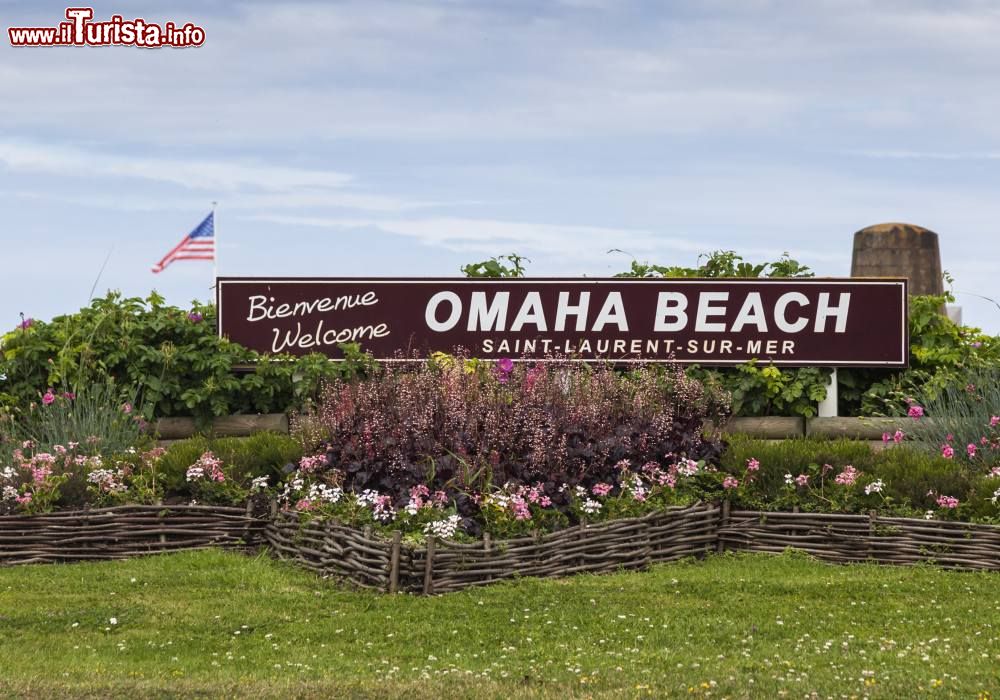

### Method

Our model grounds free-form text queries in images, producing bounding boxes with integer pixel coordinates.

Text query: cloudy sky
[3,0,1000,332]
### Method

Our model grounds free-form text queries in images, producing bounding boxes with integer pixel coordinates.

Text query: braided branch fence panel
[0,504,263,566]
[4,503,1000,589]
[719,510,1000,571]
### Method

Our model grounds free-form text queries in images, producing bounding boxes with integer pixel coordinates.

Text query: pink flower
[722,475,739,490]
[42,390,55,406]
[936,495,959,509]
[882,432,890,444]
[946,434,954,443]
[295,498,315,511]
[62,392,75,400]
[795,474,809,487]
[745,458,760,472]
[512,498,531,521]
[942,444,955,459]
[967,443,977,458]
[121,402,133,415]
[908,405,924,420]
[591,482,613,497]
[893,430,905,444]
[187,311,203,323]
[15,493,32,505]
[991,416,1000,428]
[298,454,327,473]
[834,466,859,486]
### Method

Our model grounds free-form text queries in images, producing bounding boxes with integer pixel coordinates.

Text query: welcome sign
[216,278,908,367]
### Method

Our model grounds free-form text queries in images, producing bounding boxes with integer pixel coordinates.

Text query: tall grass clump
[0,379,147,459]
[905,369,1000,463]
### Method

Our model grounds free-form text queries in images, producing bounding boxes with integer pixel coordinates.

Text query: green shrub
[0,292,374,423]
[158,432,303,498]
[719,435,979,516]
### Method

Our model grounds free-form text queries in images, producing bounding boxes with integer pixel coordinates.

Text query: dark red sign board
[216,277,908,367]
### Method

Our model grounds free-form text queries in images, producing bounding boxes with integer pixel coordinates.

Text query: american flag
[151,212,215,274]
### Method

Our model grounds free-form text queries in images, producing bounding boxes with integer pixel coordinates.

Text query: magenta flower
[41,390,55,406]
[187,311,203,323]
[991,416,1000,428]
[745,457,760,472]
[882,432,890,444]
[834,466,859,486]
[591,482,613,497]
[893,429,905,444]
[967,443,977,458]
[941,444,955,459]
[908,405,924,420]
[497,357,514,373]
[936,495,959,509]
[18,317,33,330]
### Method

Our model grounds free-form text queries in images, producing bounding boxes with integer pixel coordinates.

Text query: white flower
[784,473,794,485]
[251,476,269,491]
[307,483,342,504]
[864,479,884,495]
[581,499,602,515]
[109,617,118,625]
[1,466,16,481]
[355,489,379,507]
[2,485,17,501]
[677,460,700,477]
[424,514,462,539]
[185,466,205,482]
[924,510,935,520]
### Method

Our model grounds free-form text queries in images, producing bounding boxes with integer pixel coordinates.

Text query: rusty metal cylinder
[850,222,944,296]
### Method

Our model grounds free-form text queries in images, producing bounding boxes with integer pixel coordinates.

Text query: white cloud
[846,149,1000,160]
[0,140,353,192]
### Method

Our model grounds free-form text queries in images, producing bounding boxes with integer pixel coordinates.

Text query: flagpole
[212,200,218,291]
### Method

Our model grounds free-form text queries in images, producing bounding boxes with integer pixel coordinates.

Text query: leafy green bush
[840,293,1000,416]
[720,435,983,518]
[157,432,303,497]
[0,292,374,422]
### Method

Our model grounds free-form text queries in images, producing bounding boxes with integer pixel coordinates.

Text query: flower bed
[0,504,263,566]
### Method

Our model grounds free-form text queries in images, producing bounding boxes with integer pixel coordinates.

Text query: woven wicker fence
[266,503,721,594]
[4,502,1000,587]
[719,507,1000,571]
[0,504,264,566]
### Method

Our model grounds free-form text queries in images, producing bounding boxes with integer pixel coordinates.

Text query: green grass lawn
[1,550,998,699]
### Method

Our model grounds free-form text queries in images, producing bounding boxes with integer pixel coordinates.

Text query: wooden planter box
[0,504,264,566]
